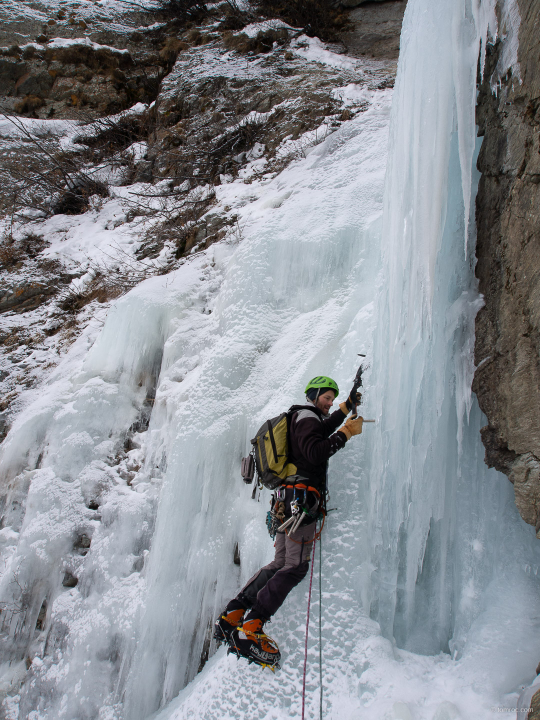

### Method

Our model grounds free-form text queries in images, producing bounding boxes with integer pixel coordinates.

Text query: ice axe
[351,353,375,423]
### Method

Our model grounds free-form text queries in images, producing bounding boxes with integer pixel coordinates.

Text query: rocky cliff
[473,0,540,535]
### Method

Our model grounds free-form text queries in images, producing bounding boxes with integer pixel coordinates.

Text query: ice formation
[367,0,536,666]
[1,0,539,719]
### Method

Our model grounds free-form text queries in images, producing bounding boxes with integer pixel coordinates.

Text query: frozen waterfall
[367,0,540,670]
[1,0,540,719]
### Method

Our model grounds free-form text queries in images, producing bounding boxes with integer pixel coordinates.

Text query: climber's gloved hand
[339,415,363,440]
[339,387,362,415]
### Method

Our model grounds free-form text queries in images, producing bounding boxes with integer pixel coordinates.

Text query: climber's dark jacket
[289,403,348,491]
[236,403,349,621]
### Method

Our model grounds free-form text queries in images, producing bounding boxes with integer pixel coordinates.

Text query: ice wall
[0,86,393,718]
[122,93,392,720]
[152,0,540,716]
[0,262,224,717]
[365,0,539,663]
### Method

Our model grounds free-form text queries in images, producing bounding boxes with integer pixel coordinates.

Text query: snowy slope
[124,88,392,720]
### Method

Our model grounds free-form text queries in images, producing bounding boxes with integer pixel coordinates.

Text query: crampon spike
[258,662,278,673]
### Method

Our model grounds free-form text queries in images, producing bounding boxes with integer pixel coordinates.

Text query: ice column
[366,0,532,655]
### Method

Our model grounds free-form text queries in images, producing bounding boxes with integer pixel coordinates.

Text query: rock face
[153,30,394,183]
[0,39,165,119]
[473,0,540,534]
[0,1,171,119]
[339,0,406,59]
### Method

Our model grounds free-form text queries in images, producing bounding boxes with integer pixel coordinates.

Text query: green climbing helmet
[304,376,339,397]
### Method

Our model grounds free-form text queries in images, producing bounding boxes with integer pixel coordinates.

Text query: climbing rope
[319,529,323,719]
[301,530,317,720]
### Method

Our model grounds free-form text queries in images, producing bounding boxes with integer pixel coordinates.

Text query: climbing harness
[273,484,327,542]
[265,484,322,540]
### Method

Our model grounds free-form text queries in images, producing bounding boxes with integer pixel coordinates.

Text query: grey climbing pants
[238,520,317,619]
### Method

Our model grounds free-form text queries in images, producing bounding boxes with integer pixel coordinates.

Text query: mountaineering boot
[229,613,281,671]
[213,602,246,645]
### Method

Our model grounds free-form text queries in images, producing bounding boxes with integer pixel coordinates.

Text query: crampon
[229,619,281,672]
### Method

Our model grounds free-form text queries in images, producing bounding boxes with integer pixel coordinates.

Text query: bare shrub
[157,0,213,22]
[14,95,45,117]
[0,233,47,270]
[156,0,252,29]
[255,0,350,41]
[150,113,272,189]
[0,104,158,226]
[59,279,124,314]
[222,27,288,54]
[58,248,171,314]
[207,118,270,175]
[137,191,217,259]
[52,178,109,216]
[75,106,157,161]
[0,113,111,222]
[0,242,23,269]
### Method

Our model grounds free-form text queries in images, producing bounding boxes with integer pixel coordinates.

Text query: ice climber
[214,376,364,669]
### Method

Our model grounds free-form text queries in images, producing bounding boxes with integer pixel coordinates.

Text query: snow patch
[46,37,130,54]
[291,35,360,72]
[240,19,297,38]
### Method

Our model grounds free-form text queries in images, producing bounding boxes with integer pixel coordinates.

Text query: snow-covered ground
[1,0,539,719]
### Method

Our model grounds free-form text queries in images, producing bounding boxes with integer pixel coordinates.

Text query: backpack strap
[266,419,279,464]
[291,405,322,424]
